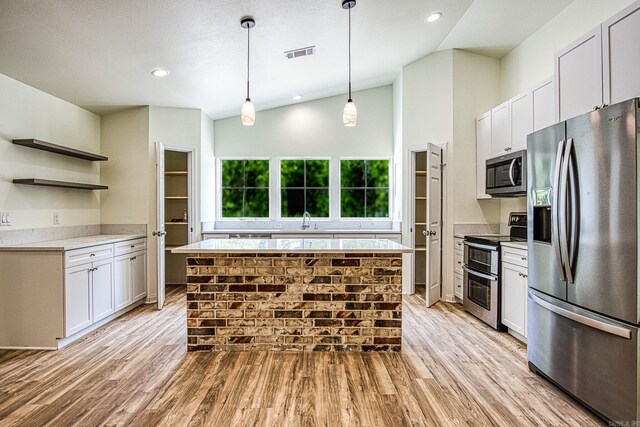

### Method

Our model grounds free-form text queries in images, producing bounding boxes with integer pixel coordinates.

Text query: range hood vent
[285,46,316,59]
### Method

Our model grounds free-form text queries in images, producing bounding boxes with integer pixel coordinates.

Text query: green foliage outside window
[221,160,269,217]
[281,160,330,217]
[341,160,389,218]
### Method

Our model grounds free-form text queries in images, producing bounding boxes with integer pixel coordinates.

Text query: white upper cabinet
[603,1,640,104]
[555,27,603,121]
[532,78,555,132]
[490,102,511,157]
[476,112,492,199]
[509,91,533,152]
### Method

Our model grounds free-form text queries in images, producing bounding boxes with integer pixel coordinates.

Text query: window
[340,160,389,218]
[221,160,269,217]
[280,159,330,217]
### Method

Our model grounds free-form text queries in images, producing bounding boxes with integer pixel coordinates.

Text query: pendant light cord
[348,6,352,100]
[246,25,251,100]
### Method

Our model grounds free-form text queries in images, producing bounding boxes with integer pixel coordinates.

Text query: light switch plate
[53,212,60,225]
[1,212,11,226]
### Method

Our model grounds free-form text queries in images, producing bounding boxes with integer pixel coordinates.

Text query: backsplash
[0,224,146,246]
[453,223,501,237]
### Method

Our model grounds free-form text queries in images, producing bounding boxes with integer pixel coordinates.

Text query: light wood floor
[0,286,603,426]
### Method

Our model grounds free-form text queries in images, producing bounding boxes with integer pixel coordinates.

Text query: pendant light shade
[240,17,256,126]
[342,0,357,127]
[343,99,357,127]
[241,99,255,126]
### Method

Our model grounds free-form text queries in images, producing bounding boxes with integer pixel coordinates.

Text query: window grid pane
[340,160,389,218]
[221,160,269,218]
[280,160,329,218]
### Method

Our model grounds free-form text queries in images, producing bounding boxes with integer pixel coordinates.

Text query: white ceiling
[0,0,572,119]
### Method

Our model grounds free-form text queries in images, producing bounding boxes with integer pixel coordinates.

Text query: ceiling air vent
[285,46,316,60]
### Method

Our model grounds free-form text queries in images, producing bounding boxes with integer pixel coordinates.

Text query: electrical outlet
[53,212,60,225]
[1,212,11,226]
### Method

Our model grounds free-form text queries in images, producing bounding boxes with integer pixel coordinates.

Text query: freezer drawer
[528,289,638,422]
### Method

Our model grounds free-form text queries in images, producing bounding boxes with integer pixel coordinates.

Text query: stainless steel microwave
[485,149,527,197]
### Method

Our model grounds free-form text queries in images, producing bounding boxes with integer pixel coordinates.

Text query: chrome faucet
[302,211,311,230]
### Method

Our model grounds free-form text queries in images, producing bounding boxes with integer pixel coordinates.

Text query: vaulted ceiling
[0,0,572,119]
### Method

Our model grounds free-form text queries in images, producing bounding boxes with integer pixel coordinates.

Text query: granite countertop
[501,241,528,250]
[203,229,401,235]
[0,234,146,252]
[172,238,413,254]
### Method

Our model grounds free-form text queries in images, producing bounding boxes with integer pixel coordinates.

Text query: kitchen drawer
[454,237,464,252]
[454,253,464,275]
[502,246,528,268]
[65,244,114,268]
[454,272,463,300]
[278,234,332,239]
[336,234,375,239]
[115,238,147,256]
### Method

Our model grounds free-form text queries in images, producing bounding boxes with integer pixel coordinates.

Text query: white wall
[214,86,393,158]
[0,73,101,229]
[200,111,215,224]
[500,0,636,100]
[100,107,150,225]
[400,50,453,294]
[399,49,503,298]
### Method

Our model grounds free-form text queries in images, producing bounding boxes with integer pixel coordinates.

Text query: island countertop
[171,238,413,254]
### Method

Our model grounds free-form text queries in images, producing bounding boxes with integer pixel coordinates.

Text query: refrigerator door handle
[559,138,574,283]
[552,140,567,281]
[508,159,516,186]
[529,291,632,339]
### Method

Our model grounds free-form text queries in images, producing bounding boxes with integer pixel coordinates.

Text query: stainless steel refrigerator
[527,98,639,423]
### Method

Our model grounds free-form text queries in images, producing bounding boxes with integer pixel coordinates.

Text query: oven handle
[463,241,498,252]
[462,265,498,281]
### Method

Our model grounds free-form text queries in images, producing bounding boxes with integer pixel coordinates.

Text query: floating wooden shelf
[165,196,188,200]
[13,179,108,190]
[165,171,188,176]
[415,171,427,175]
[165,222,188,225]
[415,222,426,226]
[12,139,108,161]
[415,196,426,200]
[415,245,427,251]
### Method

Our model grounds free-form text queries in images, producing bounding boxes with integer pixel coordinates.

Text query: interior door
[156,142,166,309]
[425,143,442,307]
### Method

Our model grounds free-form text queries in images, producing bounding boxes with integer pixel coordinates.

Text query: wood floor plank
[0,285,605,426]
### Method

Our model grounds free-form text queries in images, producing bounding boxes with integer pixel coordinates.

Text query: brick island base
[186,252,402,352]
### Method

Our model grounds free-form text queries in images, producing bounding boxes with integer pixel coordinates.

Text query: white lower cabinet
[92,258,115,323]
[501,246,528,341]
[64,239,146,340]
[454,237,464,301]
[115,250,147,310]
[114,254,133,311]
[64,264,94,336]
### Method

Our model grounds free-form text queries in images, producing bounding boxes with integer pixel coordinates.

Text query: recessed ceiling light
[425,11,442,23]
[292,95,303,101]
[151,68,170,77]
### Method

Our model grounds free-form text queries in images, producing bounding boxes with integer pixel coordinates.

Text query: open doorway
[410,144,443,307]
[156,144,195,309]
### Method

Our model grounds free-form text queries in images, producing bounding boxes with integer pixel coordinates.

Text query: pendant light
[342,0,357,127]
[240,17,256,126]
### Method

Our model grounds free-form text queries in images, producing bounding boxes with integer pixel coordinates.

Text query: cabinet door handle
[90,253,96,257]
[521,256,527,261]
[131,244,135,248]
[131,256,136,261]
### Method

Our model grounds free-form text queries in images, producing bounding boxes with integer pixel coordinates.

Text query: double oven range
[462,213,527,329]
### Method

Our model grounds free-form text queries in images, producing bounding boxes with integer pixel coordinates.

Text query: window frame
[216,157,272,220]
[338,157,393,220]
[276,156,332,221]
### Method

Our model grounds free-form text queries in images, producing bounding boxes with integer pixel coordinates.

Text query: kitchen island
[171,238,412,352]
